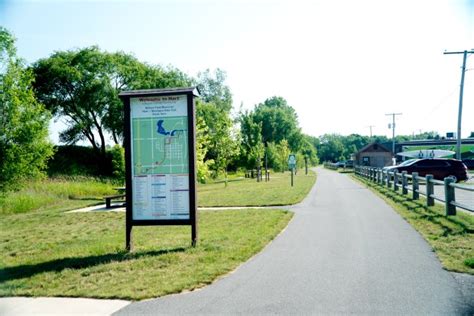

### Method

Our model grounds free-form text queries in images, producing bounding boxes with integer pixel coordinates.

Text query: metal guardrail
[353,165,473,215]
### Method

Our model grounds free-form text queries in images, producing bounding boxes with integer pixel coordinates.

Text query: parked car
[384,158,468,182]
[462,159,474,170]
[344,160,354,168]
[334,161,346,167]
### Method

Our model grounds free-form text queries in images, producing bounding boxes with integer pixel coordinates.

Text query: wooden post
[444,177,456,216]
[401,171,408,195]
[305,157,308,175]
[126,225,133,252]
[291,168,294,187]
[426,174,434,206]
[412,172,419,200]
[393,172,399,191]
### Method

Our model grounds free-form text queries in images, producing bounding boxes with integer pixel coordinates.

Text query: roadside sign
[119,87,199,250]
[288,154,296,169]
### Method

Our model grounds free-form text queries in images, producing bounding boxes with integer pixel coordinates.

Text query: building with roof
[355,142,393,167]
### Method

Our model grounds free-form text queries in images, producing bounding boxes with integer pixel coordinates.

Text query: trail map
[129,95,190,220]
[132,117,188,175]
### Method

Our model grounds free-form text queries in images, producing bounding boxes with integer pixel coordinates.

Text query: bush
[110,145,125,180]
[48,145,113,177]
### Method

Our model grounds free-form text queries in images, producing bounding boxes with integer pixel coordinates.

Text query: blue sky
[1,0,473,142]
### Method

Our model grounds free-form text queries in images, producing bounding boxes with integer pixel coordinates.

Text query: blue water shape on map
[157,120,184,136]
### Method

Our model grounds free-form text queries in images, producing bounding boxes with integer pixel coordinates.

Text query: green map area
[132,116,189,175]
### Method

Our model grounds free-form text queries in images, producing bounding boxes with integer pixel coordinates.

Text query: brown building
[355,143,393,167]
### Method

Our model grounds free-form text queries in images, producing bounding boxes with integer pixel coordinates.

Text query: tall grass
[0,177,118,215]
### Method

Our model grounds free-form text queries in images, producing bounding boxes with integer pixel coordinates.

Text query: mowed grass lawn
[0,169,316,299]
[0,207,292,300]
[198,169,316,207]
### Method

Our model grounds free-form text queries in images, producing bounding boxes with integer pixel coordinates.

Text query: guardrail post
[426,174,434,207]
[401,171,408,195]
[381,170,386,185]
[377,169,382,184]
[412,172,419,200]
[387,171,391,188]
[393,172,399,191]
[444,177,456,216]
[372,168,376,182]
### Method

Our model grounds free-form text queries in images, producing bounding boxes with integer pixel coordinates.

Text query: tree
[195,115,212,183]
[196,68,233,113]
[252,96,303,152]
[208,109,239,186]
[239,110,265,170]
[0,27,54,191]
[317,134,345,162]
[32,46,191,158]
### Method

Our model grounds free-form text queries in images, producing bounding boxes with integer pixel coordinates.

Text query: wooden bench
[104,194,126,209]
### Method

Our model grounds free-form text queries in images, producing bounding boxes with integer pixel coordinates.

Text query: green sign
[288,154,296,169]
[130,95,190,220]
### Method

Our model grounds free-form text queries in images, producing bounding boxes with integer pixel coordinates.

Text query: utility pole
[444,50,474,160]
[367,125,375,137]
[386,113,402,155]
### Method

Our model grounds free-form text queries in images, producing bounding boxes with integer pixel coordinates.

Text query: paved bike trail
[115,167,473,315]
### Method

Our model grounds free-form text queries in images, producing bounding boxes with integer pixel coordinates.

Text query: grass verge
[352,174,474,275]
[198,169,316,207]
[0,208,292,300]
[0,177,118,215]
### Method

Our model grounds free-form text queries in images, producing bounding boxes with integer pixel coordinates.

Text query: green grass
[1,170,316,215]
[0,207,292,300]
[197,169,316,207]
[352,175,474,275]
[0,177,118,215]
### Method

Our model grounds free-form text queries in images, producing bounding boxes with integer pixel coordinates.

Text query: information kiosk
[119,87,199,250]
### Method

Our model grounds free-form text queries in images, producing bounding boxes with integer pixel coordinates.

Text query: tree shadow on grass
[0,247,187,283]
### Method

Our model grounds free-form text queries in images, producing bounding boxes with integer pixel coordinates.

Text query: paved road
[115,167,473,315]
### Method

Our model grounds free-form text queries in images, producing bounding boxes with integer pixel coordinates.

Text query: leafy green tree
[208,110,239,186]
[300,134,319,166]
[252,96,303,152]
[196,115,212,183]
[276,140,291,172]
[32,46,191,156]
[239,111,265,170]
[0,27,54,191]
[110,144,125,180]
[196,68,232,113]
[317,134,345,162]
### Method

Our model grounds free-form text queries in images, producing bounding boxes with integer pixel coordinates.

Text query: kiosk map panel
[130,95,189,220]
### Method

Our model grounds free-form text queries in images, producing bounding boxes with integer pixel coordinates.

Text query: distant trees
[239,96,317,172]
[195,69,239,182]
[0,27,54,191]
[25,42,320,183]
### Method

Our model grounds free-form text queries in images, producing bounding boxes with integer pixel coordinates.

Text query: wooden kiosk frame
[119,87,199,251]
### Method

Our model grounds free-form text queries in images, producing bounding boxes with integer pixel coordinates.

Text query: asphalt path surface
[115,167,473,315]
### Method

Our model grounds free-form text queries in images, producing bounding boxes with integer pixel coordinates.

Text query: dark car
[385,158,468,182]
[344,160,354,168]
[334,161,346,167]
[462,159,474,170]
